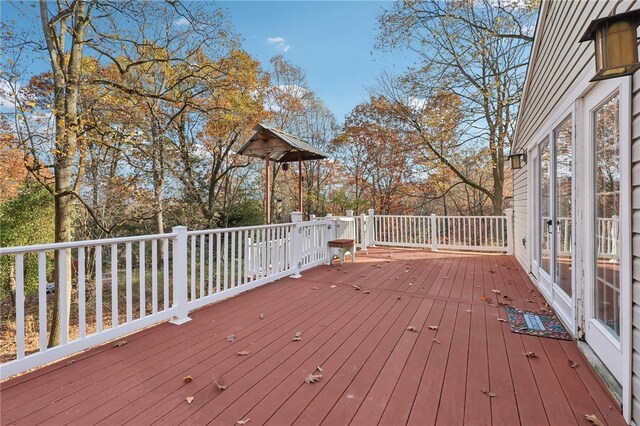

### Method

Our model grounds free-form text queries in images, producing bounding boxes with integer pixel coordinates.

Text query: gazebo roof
[237,123,328,163]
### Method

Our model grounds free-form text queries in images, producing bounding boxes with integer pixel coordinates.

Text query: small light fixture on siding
[579,9,640,81]
[509,149,527,170]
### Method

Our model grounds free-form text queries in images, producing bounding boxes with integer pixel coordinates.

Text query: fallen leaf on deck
[427,325,439,330]
[186,396,194,404]
[311,287,319,290]
[237,350,251,356]
[489,269,496,273]
[113,340,128,347]
[466,309,472,313]
[525,352,537,358]
[227,334,236,342]
[409,283,413,286]
[352,284,361,290]
[213,375,228,390]
[498,301,511,307]
[433,338,441,344]
[491,289,501,294]
[584,414,604,426]
[396,296,402,300]
[407,325,419,332]
[525,299,536,303]
[477,285,482,288]
[316,366,323,372]
[481,389,496,397]
[364,290,371,294]
[67,360,74,365]
[330,285,337,288]
[489,303,499,307]
[183,375,194,383]
[497,318,507,322]
[361,275,366,277]
[503,295,514,302]
[569,360,579,368]
[405,269,410,273]
[236,419,251,425]
[480,295,492,303]
[374,264,382,268]
[444,276,450,279]
[260,313,264,319]
[293,331,303,341]
[305,374,322,384]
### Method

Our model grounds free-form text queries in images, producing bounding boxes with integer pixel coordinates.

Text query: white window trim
[524,73,632,423]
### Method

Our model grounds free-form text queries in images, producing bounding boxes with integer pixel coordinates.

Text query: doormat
[504,306,572,340]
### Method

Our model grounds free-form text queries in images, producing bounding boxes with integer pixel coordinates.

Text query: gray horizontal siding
[633,37,640,423]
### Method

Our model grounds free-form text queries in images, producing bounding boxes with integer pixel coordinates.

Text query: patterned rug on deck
[505,306,572,340]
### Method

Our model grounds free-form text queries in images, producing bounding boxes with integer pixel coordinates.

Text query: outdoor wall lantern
[579,9,640,81]
[509,149,527,170]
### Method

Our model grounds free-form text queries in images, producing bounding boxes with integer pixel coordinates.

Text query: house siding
[632,59,640,423]
[514,0,640,422]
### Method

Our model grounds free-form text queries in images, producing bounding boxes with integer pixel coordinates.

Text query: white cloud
[174,17,189,27]
[266,37,286,44]
[266,36,291,53]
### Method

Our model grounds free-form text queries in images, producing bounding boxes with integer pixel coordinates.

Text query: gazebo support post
[298,157,303,214]
[265,154,271,224]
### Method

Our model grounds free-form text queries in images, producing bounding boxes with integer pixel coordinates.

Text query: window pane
[593,94,620,338]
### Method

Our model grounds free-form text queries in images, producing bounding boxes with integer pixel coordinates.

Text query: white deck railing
[338,210,513,253]
[0,210,516,379]
[0,218,331,379]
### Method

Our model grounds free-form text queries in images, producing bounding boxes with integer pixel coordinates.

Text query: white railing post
[346,210,354,217]
[290,212,303,278]
[325,215,334,264]
[430,214,438,251]
[170,226,191,325]
[367,209,375,246]
[505,208,514,255]
[360,213,367,251]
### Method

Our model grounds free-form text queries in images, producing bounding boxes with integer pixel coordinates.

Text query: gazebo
[237,123,328,224]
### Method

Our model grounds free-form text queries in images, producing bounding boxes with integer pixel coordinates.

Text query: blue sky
[2,1,415,122]
[219,1,415,122]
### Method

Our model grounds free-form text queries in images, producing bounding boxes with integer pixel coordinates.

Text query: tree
[3,0,233,347]
[377,0,538,214]
[335,97,413,214]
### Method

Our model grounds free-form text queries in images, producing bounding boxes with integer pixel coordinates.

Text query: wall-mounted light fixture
[579,9,640,81]
[509,149,527,170]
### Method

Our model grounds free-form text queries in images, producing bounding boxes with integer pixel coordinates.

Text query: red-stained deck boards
[0,248,625,426]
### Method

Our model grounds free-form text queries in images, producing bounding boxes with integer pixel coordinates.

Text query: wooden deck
[0,248,626,425]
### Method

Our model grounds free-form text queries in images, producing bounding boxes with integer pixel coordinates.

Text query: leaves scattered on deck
[213,375,228,391]
[305,374,322,384]
[292,331,303,341]
[584,414,604,426]
[227,334,236,342]
[237,350,251,356]
[183,375,193,383]
[481,389,496,397]
[113,340,128,347]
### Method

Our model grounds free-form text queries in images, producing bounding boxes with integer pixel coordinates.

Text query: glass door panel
[554,117,573,297]
[539,138,551,278]
[593,94,621,338]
